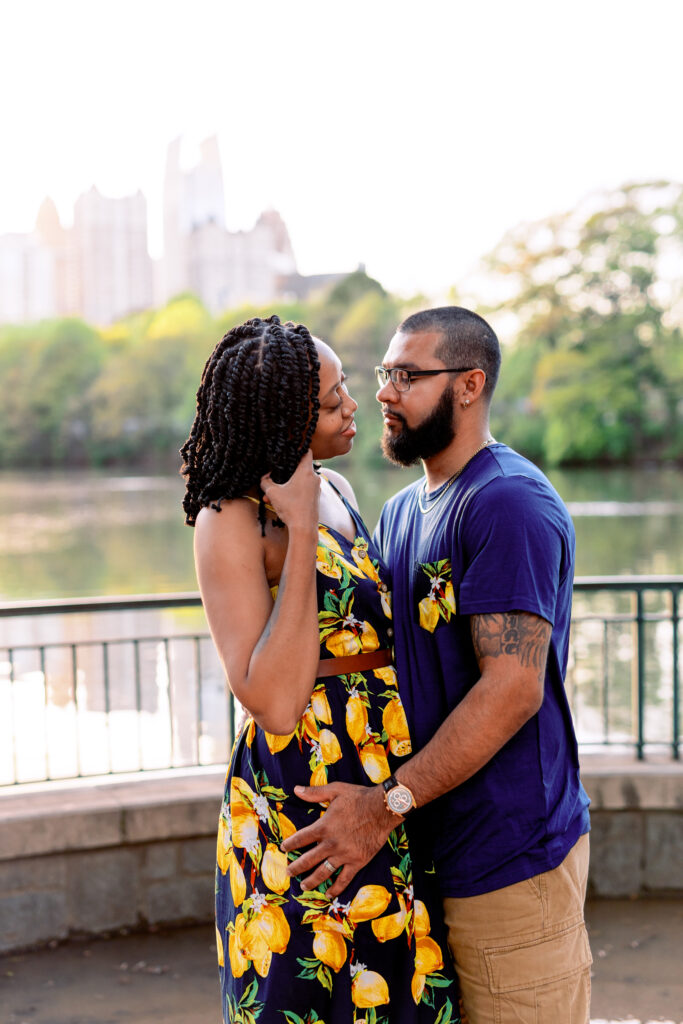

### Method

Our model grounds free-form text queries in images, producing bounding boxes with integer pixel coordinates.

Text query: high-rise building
[0,135,335,325]
[73,187,153,324]
[34,197,79,317]
[162,135,227,303]
[184,136,226,232]
[0,232,55,323]
[0,190,154,326]
[161,137,187,303]
[163,136,297,312]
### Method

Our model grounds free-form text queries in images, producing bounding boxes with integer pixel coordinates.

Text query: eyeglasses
[375,366,476,393]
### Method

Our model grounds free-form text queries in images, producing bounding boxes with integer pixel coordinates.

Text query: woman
[181,315,459,1024]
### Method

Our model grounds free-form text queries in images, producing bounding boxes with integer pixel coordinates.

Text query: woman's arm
[194,453,321,734]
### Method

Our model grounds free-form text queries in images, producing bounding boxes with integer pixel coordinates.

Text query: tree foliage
[1,182,681,470]
[0,272,402,469]
[0,319,105,465]
[486,181,683,464]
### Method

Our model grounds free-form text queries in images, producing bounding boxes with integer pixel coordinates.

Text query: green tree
[485,181,683,464]
[327,289,402,466]
[0,319,105,466]
[309,268,387,342]
[88,295,215,465]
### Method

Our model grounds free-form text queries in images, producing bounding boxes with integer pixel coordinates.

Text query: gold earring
[463,399,470,408]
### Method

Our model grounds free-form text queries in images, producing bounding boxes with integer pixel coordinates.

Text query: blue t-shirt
[374,443,590,898]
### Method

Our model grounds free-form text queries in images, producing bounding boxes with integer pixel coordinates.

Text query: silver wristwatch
[382,774,416,816]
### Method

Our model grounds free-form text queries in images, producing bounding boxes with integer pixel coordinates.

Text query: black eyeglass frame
[375,365,476,393]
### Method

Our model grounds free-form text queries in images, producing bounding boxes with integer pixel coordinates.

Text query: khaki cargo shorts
[443,833,592,1024]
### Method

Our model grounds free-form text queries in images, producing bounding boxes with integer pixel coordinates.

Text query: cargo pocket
[483,920,592,1024]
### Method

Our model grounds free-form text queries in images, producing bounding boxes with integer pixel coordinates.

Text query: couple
[181,306,592,1024]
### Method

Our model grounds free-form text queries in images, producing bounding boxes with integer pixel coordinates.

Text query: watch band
[382,774,399,793]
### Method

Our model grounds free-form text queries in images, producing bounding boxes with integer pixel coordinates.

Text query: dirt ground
[2,899,682,1024]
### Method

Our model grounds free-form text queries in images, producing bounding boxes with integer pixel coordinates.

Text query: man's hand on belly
[281,782,397,899]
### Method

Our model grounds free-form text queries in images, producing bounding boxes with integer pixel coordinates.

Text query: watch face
[387,786,413,815]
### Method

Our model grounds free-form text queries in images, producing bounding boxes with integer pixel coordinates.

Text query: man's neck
[422,430,492,492]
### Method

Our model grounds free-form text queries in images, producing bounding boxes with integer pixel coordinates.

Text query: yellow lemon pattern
[351,966,390,1008]
[417,560,457,633]
[216,507,458,1022]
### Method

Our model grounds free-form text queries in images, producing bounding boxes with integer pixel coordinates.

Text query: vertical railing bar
[602,620,609,744]
[629,591,638,759]
[164,638,174,767]
[567,629,575,709]
[672,586,680,761]
[133,640,143,771]
[71,644,82,778]
[8,648,18,785]
[40,646,50,780]
[102,642,112,774]
[636,588,646,761]
[194,637,202,766]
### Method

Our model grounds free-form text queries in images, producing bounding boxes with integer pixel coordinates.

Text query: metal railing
[568,576,681,761]
[0,576,681,786]
[0,594,232,787]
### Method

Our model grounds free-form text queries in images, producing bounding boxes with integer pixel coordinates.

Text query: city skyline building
[73,186,153,325]
[162,136,299,312]
[34,197,79,317]
[0,189,154,326]
[0,134,344,325]
[0,231,55,323]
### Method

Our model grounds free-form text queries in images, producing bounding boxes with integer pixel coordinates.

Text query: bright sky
[2,0,681,295]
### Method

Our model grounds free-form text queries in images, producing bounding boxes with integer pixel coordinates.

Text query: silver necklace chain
[417,438,494,514]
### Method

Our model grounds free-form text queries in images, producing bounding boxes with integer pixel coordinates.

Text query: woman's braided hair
[180,315,321,529]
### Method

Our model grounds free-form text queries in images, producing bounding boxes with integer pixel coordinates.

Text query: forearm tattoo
[471,612,551,681]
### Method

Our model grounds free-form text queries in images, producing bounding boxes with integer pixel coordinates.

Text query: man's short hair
[399,306,501,398]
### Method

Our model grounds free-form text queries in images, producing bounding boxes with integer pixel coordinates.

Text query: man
[282,306,592,1023]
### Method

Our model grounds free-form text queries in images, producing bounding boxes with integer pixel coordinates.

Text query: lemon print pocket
[417,559,456,633]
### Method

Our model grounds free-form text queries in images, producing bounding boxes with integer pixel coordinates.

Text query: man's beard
[381,386,456,466]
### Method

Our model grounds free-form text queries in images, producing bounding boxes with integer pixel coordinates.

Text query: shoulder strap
[244,494,277,514]
[320,473,368,541]
[320,472,345,501]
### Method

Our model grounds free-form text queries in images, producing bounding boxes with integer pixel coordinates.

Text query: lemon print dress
[215,485,459,1024]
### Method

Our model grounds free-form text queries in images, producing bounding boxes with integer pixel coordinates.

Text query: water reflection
[0,465,682,601]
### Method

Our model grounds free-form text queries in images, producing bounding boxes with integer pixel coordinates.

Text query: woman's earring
[462,399,470,408]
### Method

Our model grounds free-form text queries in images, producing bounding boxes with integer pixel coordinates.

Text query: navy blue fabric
[374,443,590,898]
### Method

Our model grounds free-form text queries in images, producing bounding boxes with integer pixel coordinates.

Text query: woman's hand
[260,450,321,531]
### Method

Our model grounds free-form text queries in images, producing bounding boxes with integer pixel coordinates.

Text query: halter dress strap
[243,494,277,514]
[320,472,368,541]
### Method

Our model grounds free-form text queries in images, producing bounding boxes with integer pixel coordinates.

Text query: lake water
[1,463,683,601]
[1,464,681,782]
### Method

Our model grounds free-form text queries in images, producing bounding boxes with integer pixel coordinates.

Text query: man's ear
[460,368,487,406]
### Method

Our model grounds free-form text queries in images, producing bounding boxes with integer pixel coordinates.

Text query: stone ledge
[0,766,226,861]
[580,756,683,810]
[0,760,682,952]
[1,760,681,862]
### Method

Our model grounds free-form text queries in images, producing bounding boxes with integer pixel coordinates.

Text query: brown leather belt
[316,648,393,678]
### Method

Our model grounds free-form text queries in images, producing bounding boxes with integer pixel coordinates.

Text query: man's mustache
[381,407,407,427]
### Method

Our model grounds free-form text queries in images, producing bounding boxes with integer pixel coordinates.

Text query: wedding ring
[323,858,335,873]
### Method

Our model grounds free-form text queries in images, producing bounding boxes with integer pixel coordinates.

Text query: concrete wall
[0,760,681,954]
[0,768,224,954]
[583,758,683,898]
